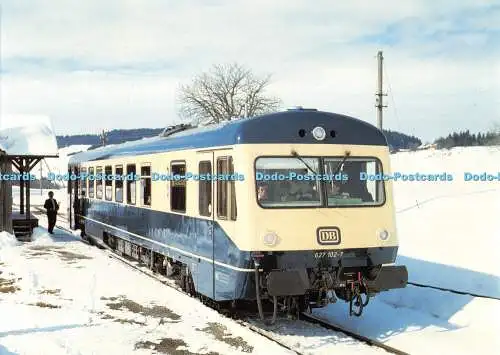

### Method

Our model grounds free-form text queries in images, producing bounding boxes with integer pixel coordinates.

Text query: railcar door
[196,150,215,298]
[67,167,74,228]
[212,149,238,301]
[68,166,79,230]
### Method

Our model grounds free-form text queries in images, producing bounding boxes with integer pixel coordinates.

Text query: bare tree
[99,129,108,146]
[177,63,282,125]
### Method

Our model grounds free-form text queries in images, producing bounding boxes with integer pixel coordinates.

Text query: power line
[382,59,403,134]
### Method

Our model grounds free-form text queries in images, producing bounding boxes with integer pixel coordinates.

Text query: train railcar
[67,108,408,321]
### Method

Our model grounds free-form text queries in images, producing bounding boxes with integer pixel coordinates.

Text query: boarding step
[12,215,39,242]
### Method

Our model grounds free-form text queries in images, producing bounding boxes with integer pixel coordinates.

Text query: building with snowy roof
[0,115,58,239]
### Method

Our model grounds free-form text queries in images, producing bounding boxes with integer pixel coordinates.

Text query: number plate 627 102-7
[314,251,344,258]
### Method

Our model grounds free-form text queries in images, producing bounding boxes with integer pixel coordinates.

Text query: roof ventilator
[286,106,318,111]
[160,123,194,137]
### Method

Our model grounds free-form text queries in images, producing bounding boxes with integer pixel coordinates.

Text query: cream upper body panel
[234,144,397,251]
[75,142,397,252]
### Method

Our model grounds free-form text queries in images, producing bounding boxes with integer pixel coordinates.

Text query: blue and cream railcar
[67,108,408,318]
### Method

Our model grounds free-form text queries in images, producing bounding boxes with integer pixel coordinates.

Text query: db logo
[316,227,341,245]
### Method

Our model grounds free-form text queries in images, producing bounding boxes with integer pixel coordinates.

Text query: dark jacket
[44,198,59,213]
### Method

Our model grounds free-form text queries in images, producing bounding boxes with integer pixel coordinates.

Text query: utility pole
[375,50,387,130]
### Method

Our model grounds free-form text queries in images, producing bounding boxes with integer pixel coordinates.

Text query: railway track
[407,282,500,301]
[31,209,410,354]
[299,313,409,355]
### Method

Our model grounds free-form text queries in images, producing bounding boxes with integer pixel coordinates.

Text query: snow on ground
[315,146,500,354]
[393,146,500,295]
[0,232,20,249]
[0,226,381,355]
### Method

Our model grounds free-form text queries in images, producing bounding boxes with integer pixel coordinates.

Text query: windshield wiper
[291,150,319,175]
[332,150,351,175]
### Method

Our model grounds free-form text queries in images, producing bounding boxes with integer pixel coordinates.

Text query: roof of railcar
[68,109,388,165]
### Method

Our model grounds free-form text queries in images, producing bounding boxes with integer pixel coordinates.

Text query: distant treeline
[57,128,163,150]
[57,127,423,151]
[383,130,421,150]
[434,130,500,149]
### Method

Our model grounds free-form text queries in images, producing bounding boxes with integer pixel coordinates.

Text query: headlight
[312,126,326,141]
[378,229,389,241]
[263,232,279,246]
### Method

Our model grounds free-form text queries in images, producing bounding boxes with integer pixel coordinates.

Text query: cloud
[1,0,498,141]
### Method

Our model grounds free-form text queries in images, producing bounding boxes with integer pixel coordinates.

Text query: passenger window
[217,157,237,220]
[81,168,87,197]
[171,162,186,213]
[140,165,151,206]
[105,165,112,201]
[74,167,80,196]
[115,165,123,203]
[199,161,212,216]
[88,167,95,198]
[96,167,103,199]
[126,164,136,205]
[67,169,72,193]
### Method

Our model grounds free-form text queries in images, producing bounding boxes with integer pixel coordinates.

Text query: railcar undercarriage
[95,233,407,325]
[252,255,408,324]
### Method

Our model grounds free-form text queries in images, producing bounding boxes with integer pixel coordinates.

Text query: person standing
[44,191,59,234]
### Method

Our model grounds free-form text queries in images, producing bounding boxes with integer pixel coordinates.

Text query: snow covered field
[2,146,500,354]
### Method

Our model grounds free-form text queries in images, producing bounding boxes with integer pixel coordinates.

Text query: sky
[0,0,499,143]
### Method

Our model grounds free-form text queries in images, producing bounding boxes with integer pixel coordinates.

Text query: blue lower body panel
[80,199,253,301]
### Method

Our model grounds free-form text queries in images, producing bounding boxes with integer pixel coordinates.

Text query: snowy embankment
[393,147,500,295]
[315,146,500,354]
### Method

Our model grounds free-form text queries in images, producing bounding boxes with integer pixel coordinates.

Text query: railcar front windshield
[255,157,385,208]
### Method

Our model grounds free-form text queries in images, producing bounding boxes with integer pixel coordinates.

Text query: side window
[88,167,95,198]
[115,165,124,203]
[140,164,151,206]
[96,166,103,199]
[217,157,237,220]
[170,162,186,213]
[199,161,212,216]
[67,168,72,193]
[75,167,80,195]
[105,165,112,201]
[126,164,136,205]
[81,167,87,197]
